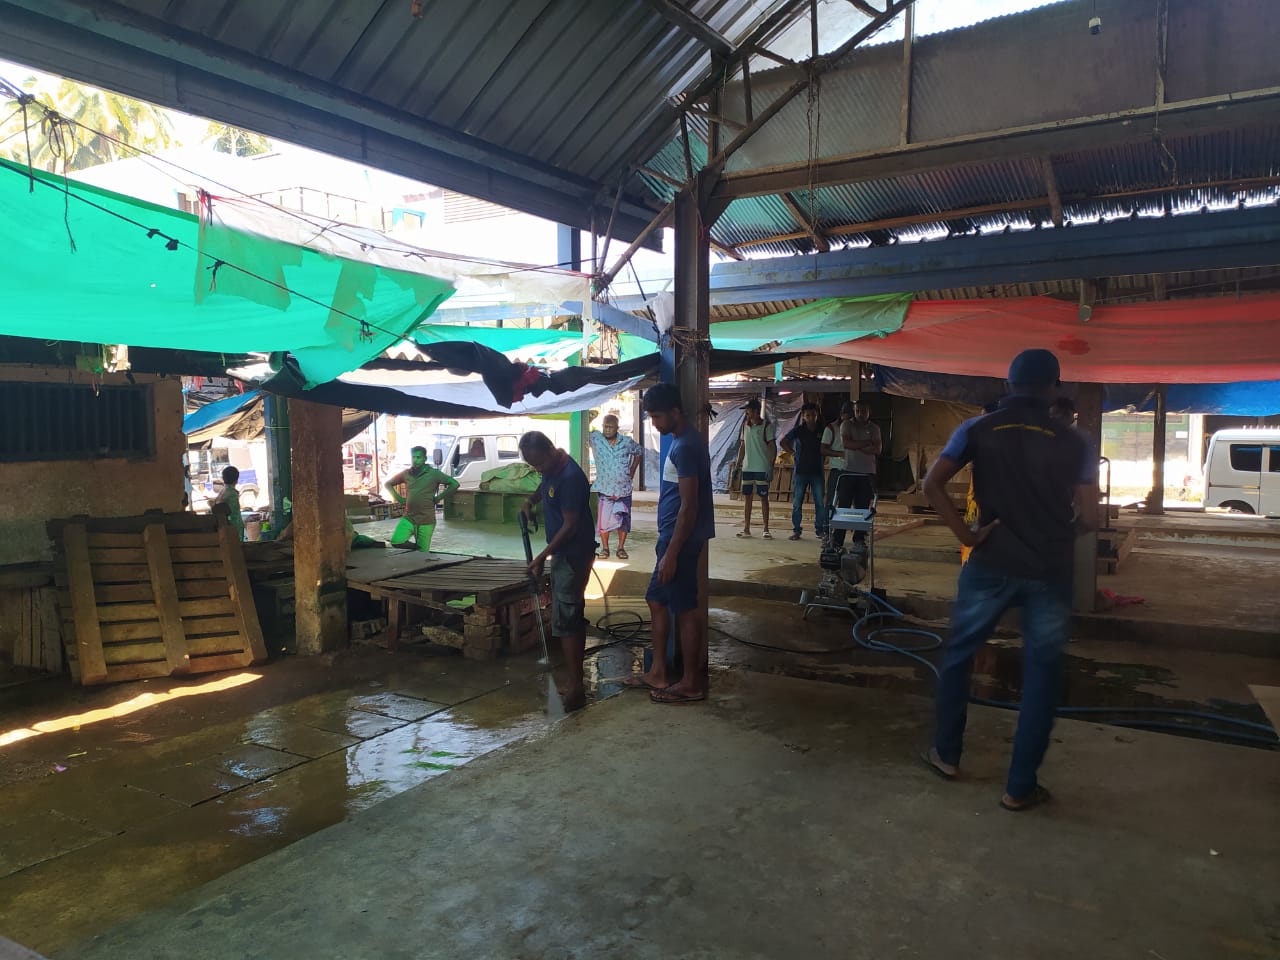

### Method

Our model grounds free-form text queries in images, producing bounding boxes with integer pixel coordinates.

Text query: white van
[1203,428,1280,515]
[433,431,523,488]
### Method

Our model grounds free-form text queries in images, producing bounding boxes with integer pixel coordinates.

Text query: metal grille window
[1,382,153,462]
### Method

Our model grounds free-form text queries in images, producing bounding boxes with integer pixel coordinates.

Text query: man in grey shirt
[832,399,882,546]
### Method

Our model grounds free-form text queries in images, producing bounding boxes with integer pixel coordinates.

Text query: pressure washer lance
[518,511,553,668]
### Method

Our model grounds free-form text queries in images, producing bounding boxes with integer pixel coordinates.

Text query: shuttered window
[0,382,153,462]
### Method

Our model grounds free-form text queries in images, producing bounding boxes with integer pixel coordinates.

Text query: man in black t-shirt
[781,403,828,541]
[520,431,596,712]
[922,349,1096,812]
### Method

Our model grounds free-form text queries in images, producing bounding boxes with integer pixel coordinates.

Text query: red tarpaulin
[824,295,1280,383]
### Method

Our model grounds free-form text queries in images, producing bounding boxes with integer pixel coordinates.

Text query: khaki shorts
[550,553,593,636]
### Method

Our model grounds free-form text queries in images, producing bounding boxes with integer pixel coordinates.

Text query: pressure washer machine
[799,496,877,620]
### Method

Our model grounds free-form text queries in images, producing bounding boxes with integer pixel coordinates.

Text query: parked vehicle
[427,431,524,489]
[1203,428,1280,515]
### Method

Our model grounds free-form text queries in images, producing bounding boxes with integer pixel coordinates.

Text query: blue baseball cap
[1008,349,1061,388]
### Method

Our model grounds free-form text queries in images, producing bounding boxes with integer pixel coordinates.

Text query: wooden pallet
[48,511,268,685]
[1096,526,1138,575]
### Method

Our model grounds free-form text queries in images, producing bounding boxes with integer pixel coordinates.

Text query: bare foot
[561,688,587,712]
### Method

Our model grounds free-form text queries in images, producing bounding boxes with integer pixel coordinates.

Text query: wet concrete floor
[2,510,1276,955]
[54,671,1280,960]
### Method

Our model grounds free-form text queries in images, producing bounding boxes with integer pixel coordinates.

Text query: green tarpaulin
[708,295,910,351]
[0,159,454,385]
[617,295,910,361]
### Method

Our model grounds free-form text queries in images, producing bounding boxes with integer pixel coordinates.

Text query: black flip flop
[1000,785,1052,812]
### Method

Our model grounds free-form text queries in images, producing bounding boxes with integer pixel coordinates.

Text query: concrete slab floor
[56,672,1280,960]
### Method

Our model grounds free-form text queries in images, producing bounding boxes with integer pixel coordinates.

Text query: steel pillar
[263,393,292,535]
[1073,383,1104,613]
[1144,385,1168,515]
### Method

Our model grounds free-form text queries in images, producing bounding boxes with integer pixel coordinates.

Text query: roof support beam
[640,0,735,58]
[714,85,1280,201]
[697,204,1280,304]
[704,0,917,196]
[779,192,830,252]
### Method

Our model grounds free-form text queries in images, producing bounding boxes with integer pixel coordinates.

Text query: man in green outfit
[385,446,458,553]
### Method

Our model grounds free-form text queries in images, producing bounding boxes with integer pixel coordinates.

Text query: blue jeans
[933,559,1071,799]
[791,471,826,536]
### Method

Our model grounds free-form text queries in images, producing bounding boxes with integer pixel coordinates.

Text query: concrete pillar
[1144,385,1168,515]
[1072,383,1104,612]
[290,398,348,655]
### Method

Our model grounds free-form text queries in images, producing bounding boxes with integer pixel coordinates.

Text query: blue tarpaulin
[183,390,259,435]
[868,366,1280,415]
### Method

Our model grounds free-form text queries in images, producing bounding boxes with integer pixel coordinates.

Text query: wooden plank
[0,562,54,590]
[178,596,236,617]
[38,586,63,673]
[92,563,153,585]
[101,660,172,682]
[86,545,224,566]
[104,633,246,664]
[144,522,193,676]
[61,523,108,684]
[187,650,256,672]
[88,547,148,565]
[168,532,222,548]
[50,512,217,538]
[95,601,161,623]
[173,562,228,581]
[217,520,268,663]
[102,640,166,665]
[73,578,229,603]
[100,620,165,644]
[182,614,242,637]
[86,532,146,549]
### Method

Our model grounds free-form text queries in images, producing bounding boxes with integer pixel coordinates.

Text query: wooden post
[290,398,349,655]
[62,522,107,684]
[143,520,193,675]
[1144,385,1168,515]
[675,181,712,688]
[1073,383,1104,612]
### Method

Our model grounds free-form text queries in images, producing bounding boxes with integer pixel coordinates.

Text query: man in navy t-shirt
[520,431,596,712]
[921,349,1096,812]
[630,383,714,704]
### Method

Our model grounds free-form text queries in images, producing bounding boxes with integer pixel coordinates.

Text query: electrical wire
[1,81,592,279]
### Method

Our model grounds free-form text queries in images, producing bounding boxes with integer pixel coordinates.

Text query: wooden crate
[0,584,64,673]
[48,511,268,686]
[1096,526,1138,575]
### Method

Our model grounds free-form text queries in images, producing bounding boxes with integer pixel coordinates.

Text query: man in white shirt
[822,402,852,514]
[832,399,882,546]
[734,398,776,538]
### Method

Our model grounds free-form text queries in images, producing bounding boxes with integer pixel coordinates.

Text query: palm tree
[0,73,178,172]
[203,122,272,157]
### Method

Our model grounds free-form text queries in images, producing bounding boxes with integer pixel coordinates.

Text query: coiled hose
[587,570,1279,749]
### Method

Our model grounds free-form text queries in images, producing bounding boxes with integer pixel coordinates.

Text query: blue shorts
[741,470,770,497]
[645,538,705,614]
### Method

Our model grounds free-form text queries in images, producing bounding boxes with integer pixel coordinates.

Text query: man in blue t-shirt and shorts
[922,349,1096,812]
[629,383,715,704]
[520,431,596,712]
